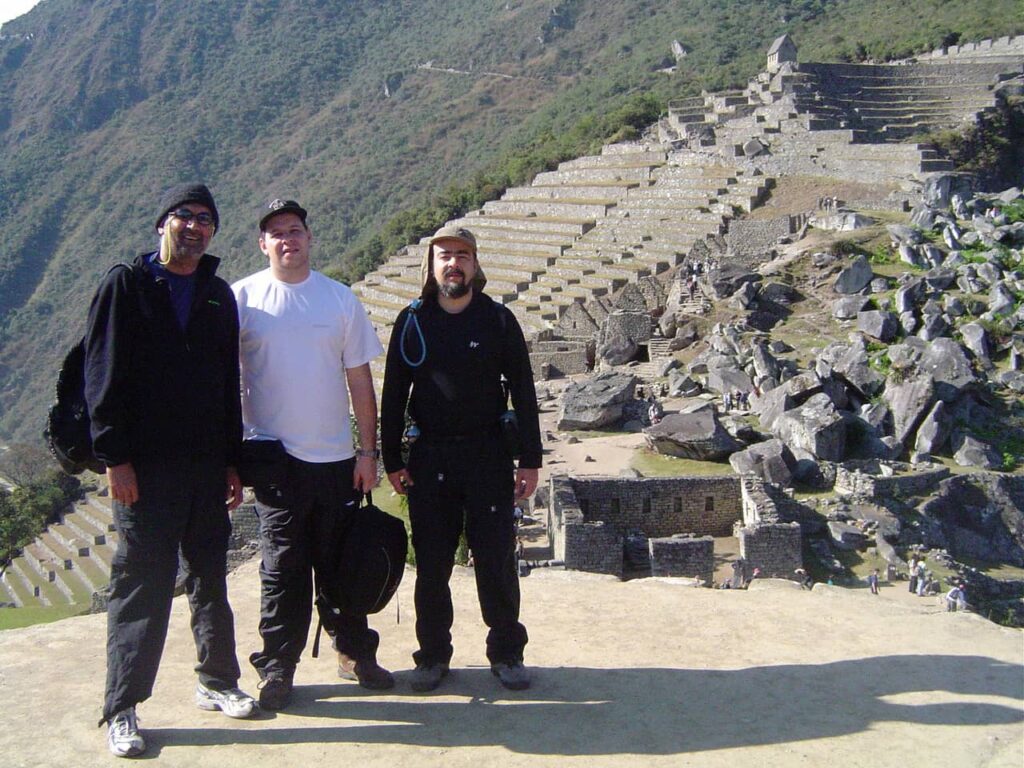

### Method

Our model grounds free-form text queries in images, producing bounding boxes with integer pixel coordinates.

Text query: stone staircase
[0,493,117,608]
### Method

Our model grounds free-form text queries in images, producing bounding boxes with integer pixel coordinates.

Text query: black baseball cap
[260,198,308,231]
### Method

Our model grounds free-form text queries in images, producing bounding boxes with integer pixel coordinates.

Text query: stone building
[548,474,742,578]
[767,34,797,72]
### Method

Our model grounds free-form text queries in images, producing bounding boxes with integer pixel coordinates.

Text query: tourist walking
[381,225,542,692]
[85,184,255,758]
[233,199,392,711]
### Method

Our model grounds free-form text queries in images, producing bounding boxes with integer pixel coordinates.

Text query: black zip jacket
[84,252,242,468]
[381,292,542,473]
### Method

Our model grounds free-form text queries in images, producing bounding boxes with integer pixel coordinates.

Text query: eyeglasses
[170,208,215,227]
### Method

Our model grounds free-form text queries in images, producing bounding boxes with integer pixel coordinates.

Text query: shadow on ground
[144,654,1022,757]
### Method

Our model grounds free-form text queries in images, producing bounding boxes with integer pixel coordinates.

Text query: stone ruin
[547,473,802,584]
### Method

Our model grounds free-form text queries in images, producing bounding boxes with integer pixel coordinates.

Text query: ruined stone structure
[548,474,742,578]
[738,477,804,580]
[833,461,952,500]
[649,534,715,581]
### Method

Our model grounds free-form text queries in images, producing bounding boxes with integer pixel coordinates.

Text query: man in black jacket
[84,184,254,758]
[381,225,542,692]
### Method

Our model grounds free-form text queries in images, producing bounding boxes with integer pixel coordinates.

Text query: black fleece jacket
[83,252,242,468]
[380,292,542,473]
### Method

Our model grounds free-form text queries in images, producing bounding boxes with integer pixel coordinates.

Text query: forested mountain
[0,0,1020,442]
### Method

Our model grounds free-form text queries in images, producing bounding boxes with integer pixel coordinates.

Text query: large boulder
[710,265,760,300]
[597,330,637,366]
[773,393,846,462]
[913,400,952,456]
[832,255,873,295]
[833,296,870,319]
[960,322,990,363]
[557,371,637,430]
[828,521,869,551]
[919,474,1024,566]
[857,310,898,342]
[729,439,795,486]
[888,338,976,403]
[953,435,1002,470]
[829,343,885,398]
[707,363,754,395]
[644,408,745,460]
[883,373,936,447]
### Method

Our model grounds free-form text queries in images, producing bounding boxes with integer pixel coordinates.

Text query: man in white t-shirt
[232,199,389,711]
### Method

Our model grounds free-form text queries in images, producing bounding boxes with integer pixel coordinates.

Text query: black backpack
[44,264,135,475]
[44,339,106,475]
[312,492,408,656]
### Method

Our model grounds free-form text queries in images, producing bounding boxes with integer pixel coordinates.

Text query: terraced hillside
[0,493,115,609]
[354,38,1024,388]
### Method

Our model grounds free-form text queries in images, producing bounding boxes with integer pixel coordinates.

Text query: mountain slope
[0,0,1021,442]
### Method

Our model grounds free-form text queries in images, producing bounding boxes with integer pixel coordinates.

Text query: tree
[0,489,45,577]
[0,443,55,488]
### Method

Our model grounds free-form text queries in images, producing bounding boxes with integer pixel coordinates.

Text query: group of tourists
[83,184,542,758]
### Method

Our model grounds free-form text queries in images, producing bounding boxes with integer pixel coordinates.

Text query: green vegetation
[631,449,736,477]
[0,471,81,575]
[0,603,87,631]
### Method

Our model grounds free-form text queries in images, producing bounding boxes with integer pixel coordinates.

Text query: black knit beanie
[154,183,220,231]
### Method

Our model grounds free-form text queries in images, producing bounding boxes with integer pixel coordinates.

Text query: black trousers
[249,456,379,678]
[407,437,527,666]
[103,459,240,723]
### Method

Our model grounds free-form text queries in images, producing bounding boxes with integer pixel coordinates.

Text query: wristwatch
[355,448,380,459]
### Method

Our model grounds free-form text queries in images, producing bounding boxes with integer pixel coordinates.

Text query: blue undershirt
[149,253,196,330]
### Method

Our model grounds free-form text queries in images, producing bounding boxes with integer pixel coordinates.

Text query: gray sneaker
[195,683,257,719]
[491,661,531,691]
[410,662,450,692]
[107,706,146,758]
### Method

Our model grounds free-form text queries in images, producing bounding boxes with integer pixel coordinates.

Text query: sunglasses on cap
[170,208,215,226]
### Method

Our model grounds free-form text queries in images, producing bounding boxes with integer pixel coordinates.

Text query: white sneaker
[195,683,256,719]
[107,707,146,758]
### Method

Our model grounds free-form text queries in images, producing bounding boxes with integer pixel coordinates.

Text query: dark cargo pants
[103,459,240,723]
[249,456,379,678]
[407,436,528,666]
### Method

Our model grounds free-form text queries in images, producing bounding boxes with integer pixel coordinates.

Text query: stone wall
[529,340,590,377]
[605,311,652,344]
[738,521,803,579]
[726,216,798,263]
[565,521,624,576]
[740,476,780,525]
[834,462,951,499]
[229,504,260,549]
[649,534,714,581]
[548,474,744,577]
[567,475,742,537]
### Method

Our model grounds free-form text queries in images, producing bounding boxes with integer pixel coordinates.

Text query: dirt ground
[2,410,1022,767]
[1,559,1021,768]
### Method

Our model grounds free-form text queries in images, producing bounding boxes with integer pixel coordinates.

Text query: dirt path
[1,559,1021,768]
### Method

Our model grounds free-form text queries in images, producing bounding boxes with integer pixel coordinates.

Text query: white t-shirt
[232,269,383,463]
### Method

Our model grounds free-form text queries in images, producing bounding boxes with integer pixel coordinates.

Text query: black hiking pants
[407,436,527,666]
[103,459,240,723]
[249,456,379,678]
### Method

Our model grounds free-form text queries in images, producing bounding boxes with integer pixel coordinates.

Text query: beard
[439,280,470,299]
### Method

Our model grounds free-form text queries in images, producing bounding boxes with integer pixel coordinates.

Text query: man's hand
[353,455,378,494]
[515,467,539,500]
[387,468,414,495]
[107,463,139,506]
[225,466,243,511]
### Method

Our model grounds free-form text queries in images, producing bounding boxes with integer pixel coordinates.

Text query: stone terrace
[659,37,1024,181]
[0,493,117,608]
[353,143,769,379]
